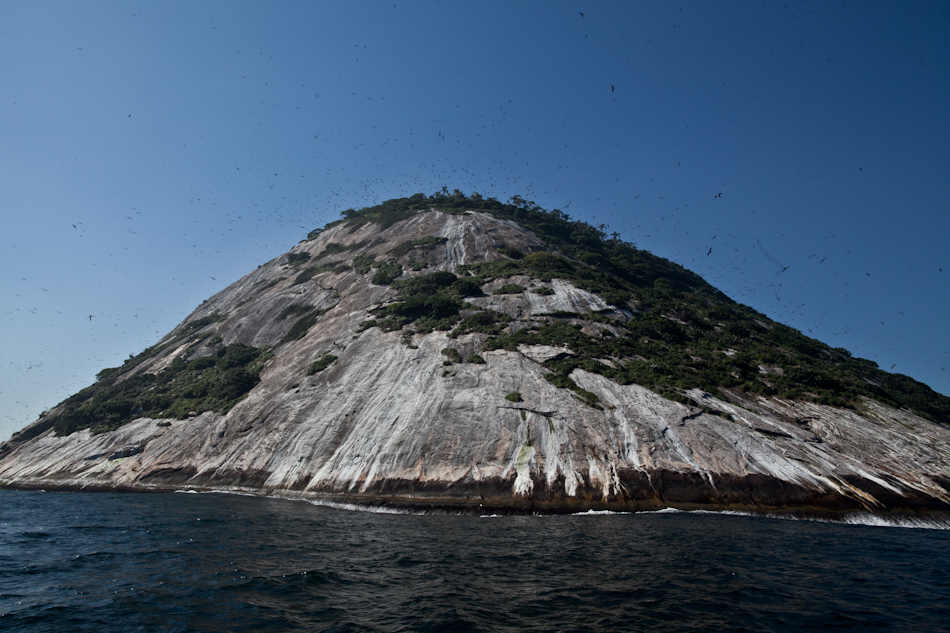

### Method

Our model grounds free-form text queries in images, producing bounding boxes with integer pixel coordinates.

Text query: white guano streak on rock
[471,278,612,320]
[3,210,950,512]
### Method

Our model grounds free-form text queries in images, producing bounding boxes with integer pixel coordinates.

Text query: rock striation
[3,195,949,515]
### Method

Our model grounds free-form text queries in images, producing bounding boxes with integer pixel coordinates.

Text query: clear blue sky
[2,1,948,440]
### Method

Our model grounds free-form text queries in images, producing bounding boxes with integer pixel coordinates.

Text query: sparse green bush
[505,391,522,402]
[316,241,368,259]
[182,311,227,334]
[371,260,402,285]
[494,283,525,295]
[531,286,554,295]
[306,354,338,375]
[450,310,511,338]
[286,252,311,266]
[294,263,350,285]
[441,348,462,364]
[451,277,484,297]
[257,276,286,290]
[281,308,330,343]
[352,253,376,274]
[497,247,524,259]
[278,303,313,321]
[389,236,448,258]
[467,354,486,364]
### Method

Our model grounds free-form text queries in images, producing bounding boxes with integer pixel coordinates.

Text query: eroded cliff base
[5,468,949,520]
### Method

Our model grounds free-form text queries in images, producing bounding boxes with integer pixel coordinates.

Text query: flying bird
[611,85,615,92]
[715,193,722,198]
[707,248,712,256]
[579,12,585,17]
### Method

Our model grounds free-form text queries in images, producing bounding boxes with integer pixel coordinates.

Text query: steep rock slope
[2,197,949,514]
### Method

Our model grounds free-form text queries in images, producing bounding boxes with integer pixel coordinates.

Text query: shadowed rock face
[2,210,949,515]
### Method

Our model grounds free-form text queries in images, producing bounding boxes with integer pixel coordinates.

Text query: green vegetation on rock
[352,253,376,274]
[362,271,466,333]
[496,247,524,259]
[450,310,511,339]
[281,307,332,343]
[306,354,338,375]
[371,260,403,285]
[441,347,462,365]
[52,343,272,436]
[285,252,311,266]
[293,263,351,286]
[314,191,950,424]
[389,235,448,258]
[278,303,314,321]
[493,283,525,295]
[316,240,369,259]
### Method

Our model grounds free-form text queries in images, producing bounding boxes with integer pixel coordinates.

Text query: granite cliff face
[3,199,949,515]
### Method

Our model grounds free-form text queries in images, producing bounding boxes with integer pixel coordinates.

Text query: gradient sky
[2,1,948,440]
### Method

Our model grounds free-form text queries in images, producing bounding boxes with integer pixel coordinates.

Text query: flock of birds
[3,7,947,434]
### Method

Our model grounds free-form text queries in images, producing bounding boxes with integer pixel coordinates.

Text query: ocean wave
[302,498,421,515]
[167,489,950,529]
[634,507,950,530]
[807,512,950,531]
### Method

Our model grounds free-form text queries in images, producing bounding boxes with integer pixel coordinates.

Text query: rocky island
[3,192,949,516]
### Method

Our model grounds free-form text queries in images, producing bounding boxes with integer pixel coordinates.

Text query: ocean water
[1,490,948,632]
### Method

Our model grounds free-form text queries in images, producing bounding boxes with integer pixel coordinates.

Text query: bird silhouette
[579,12,585,17]
[715,193,722,198]
[611,85,615,92]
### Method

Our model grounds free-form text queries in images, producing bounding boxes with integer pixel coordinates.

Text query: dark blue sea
[1,490,949,632]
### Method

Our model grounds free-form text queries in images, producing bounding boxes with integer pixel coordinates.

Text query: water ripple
[1,490,948,632]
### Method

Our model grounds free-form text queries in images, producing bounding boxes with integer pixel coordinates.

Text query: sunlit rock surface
[2,210,949,515]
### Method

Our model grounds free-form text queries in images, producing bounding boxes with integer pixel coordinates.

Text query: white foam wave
[808,512,950,531]
[166,490,950,529]
[302,498,421,515]
[634,507,950,530]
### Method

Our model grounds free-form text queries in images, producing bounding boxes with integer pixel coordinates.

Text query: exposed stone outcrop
[2,209,948,515]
